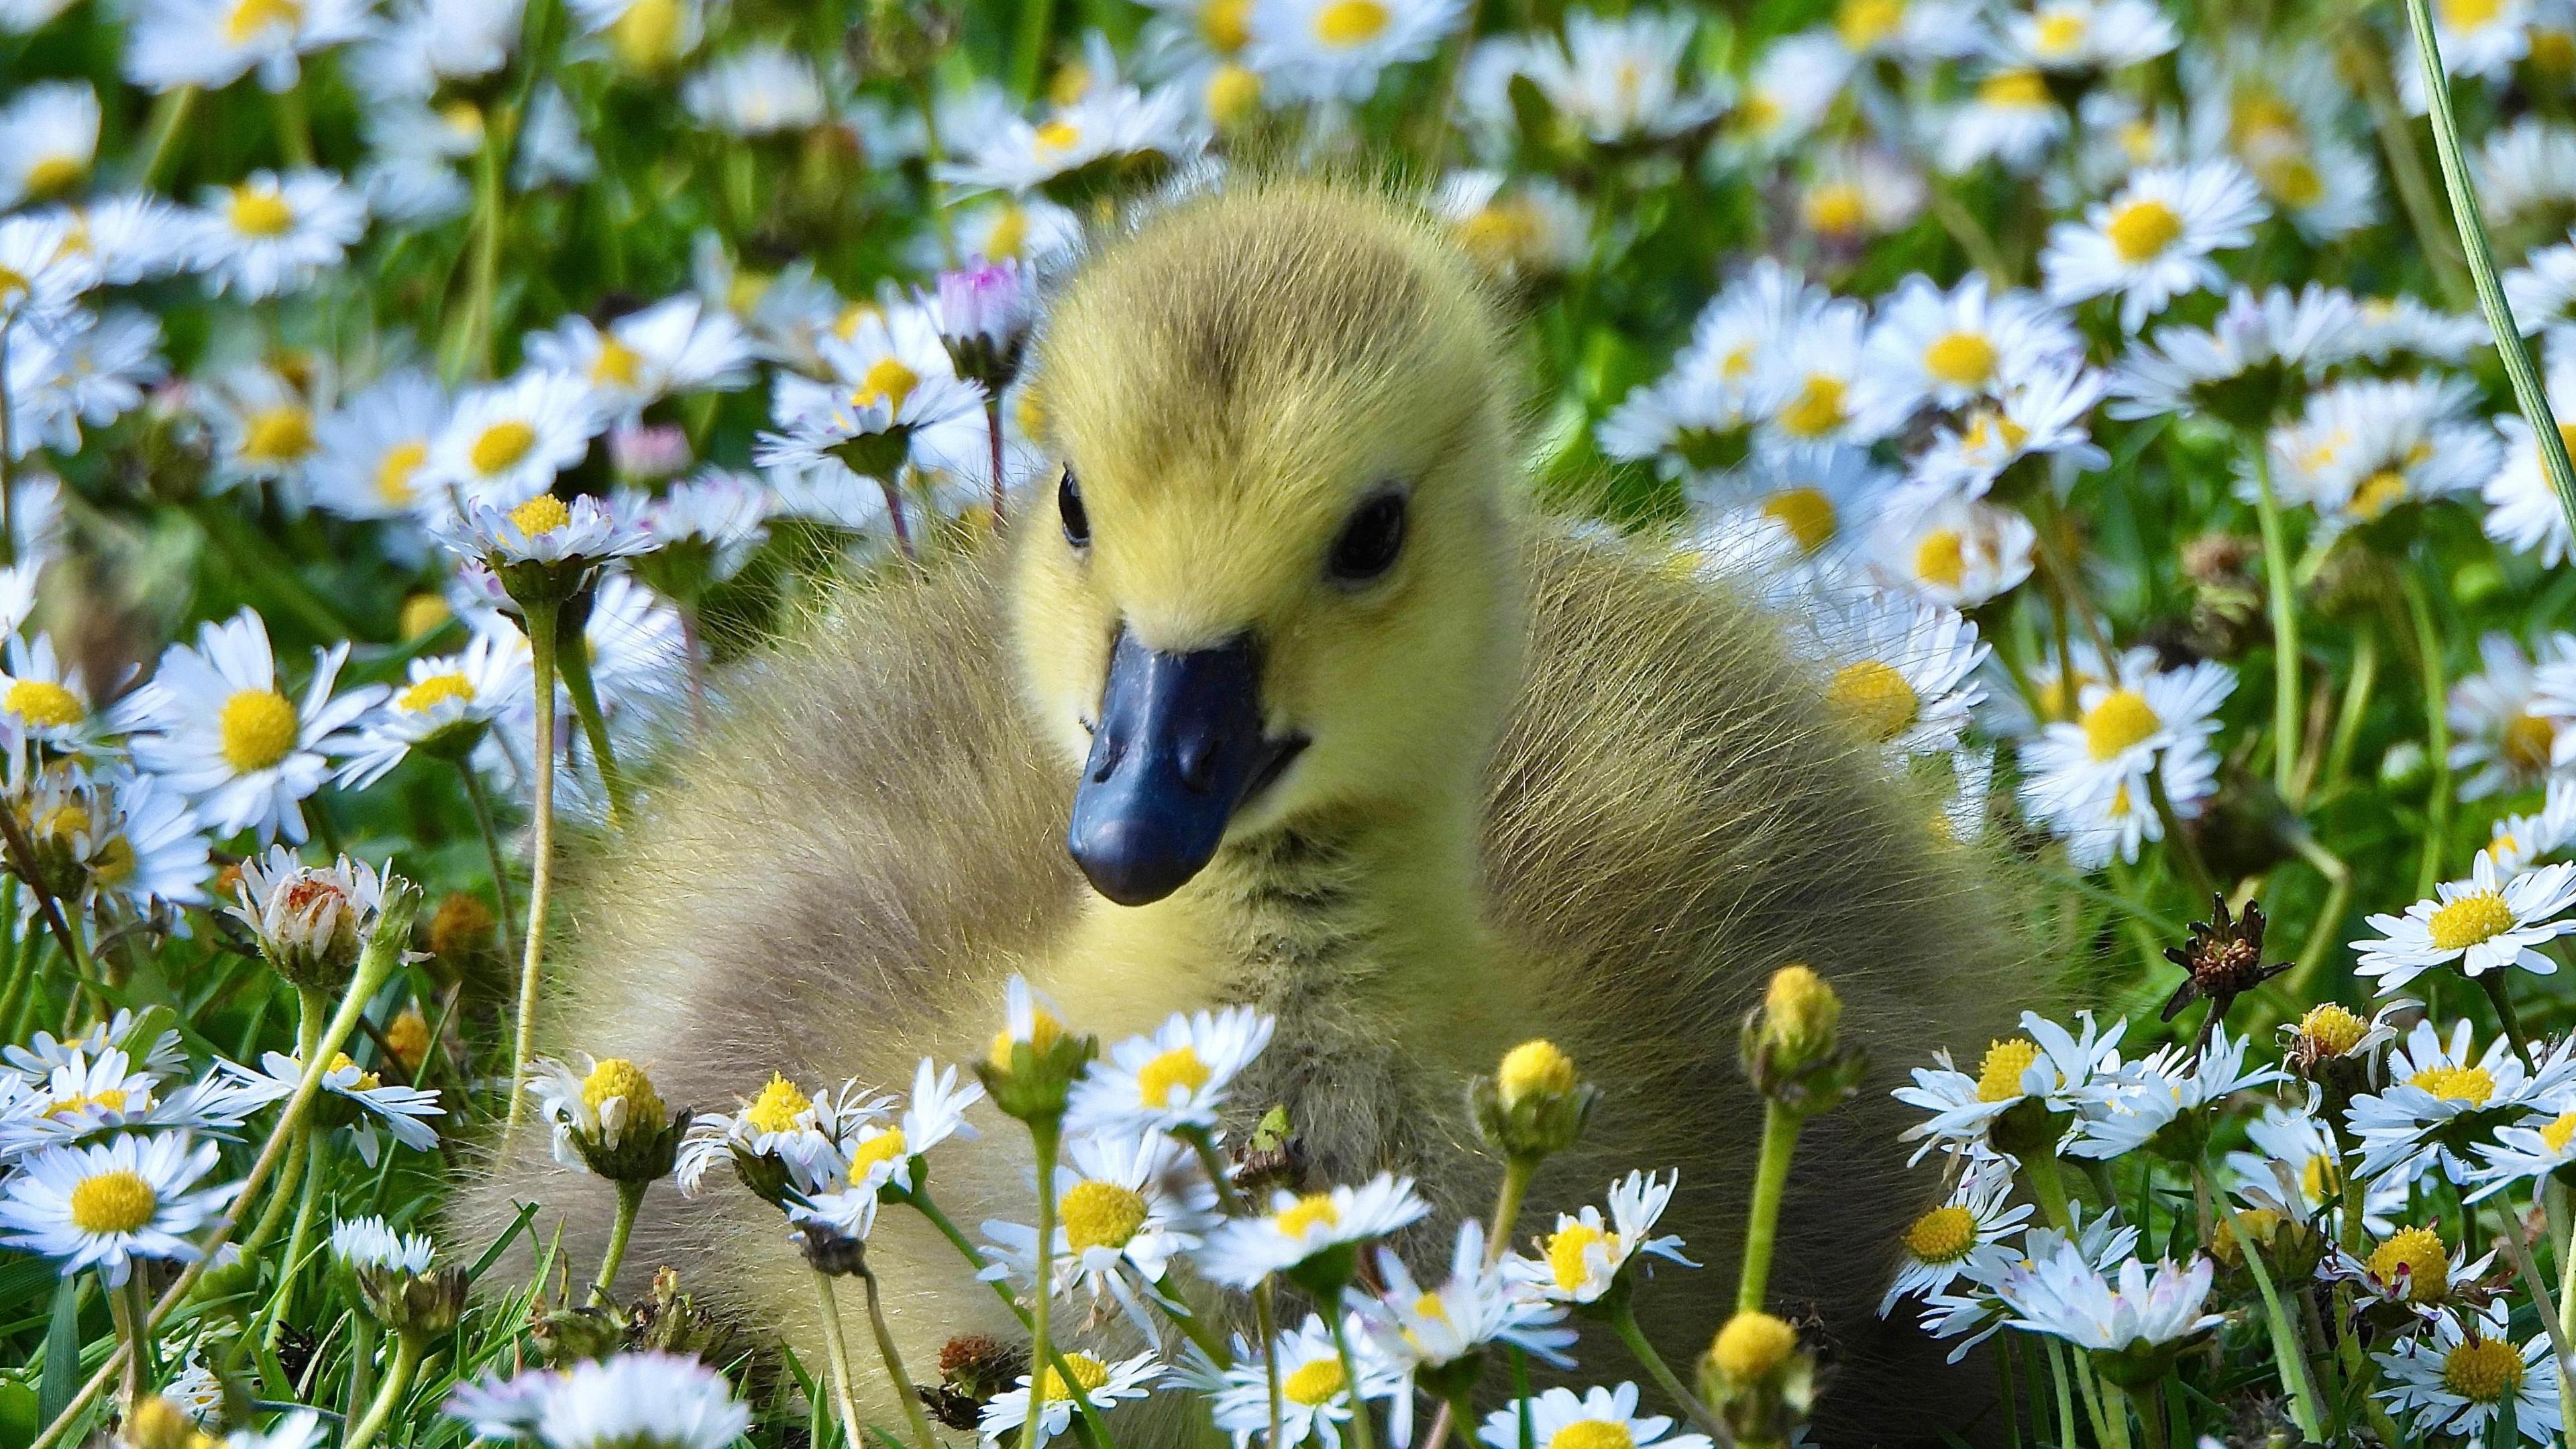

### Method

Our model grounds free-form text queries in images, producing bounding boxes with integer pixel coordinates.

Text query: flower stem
[1608,1298,1726,1442]
[1735,1102,1801,1313]
[812,1269,866,1448]
[2494,1190,2576,1397]
[505,606,560,1139]
[458,760,519,969]
[2041,1340,2077,1449]
[1256,1280,1284,1449]
[2092,1378,2135,1449]
[340,1331,423,1449]
[2397,0,2576,541]
[271,82,314,167]
[2021,1151,2074,1230]
[1486,1155,1536,1270]
[1026,1118,1062,1449]
[913,78,960,269]
[553,618,630,827]
[112,1272,153,1412]
[2481,971,2538,1067]
[985,398,1008,529]
[2249,445,2304,804]
[859,1260,944,1449]
[595,1178,646,1301]
[137,85,198,187]
[2205,1164,2325,1440]
[1324,1302,1378,1449]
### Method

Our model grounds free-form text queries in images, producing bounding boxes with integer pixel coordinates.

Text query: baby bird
[460,179,2035,1443]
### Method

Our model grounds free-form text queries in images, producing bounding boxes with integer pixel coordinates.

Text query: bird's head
[1014,182,1521,907]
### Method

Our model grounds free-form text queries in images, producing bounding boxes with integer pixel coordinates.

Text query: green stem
[2555,1177,2576,1449]
[266,1131,327,1348]
[1324,1302,1378,1449]
[2481,971,2537,1067]
[459,761,519,970]
[812,1270,865,1448]
[340,1332,423,1449]
[2094,1378,2135,1449]
[595,1179,646,1299]
[1256,1280,1283,1449]
[2398,0,2576,541]
[913,80,959,268]
[2322,629,2378,792]
[859,1261,943,1449]
[137,85,199,187]
[115,1272,153,1411]
[1608,1299,1726,1442]
[442,99,519,384]
[1025,1119,1062,1449]
[2345,27,2473,307]
[1735,1102,1801,1314]
[1487,1156,1536,1269]
[2402,569,2453,896]
[900,1189,1118,1449]
[272,83,314,168]
[2143,767,2219,905]
[505,607,560,1139]
[2043,1340,2078,1449]
[2493,1192,2576,1405]
[2207,1165,2326,1440]
[1010,0,1057,101]
[2249,447,2304,804]
[553,617,630,827]
[2022,1151,2076,1232]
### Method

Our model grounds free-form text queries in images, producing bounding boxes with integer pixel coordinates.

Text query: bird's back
[464,523,2032,1442]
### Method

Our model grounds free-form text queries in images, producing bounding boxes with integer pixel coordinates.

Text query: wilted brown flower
[2160,893,2290,1031]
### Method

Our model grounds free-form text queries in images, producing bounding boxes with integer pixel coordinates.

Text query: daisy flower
[1751,292,1873,448]
[937,85,1199,205]
[433,493,653,575]
[521,1053,674,1175]
[1195,1173,1432,1289]
[2016,644,2232,816]
[1854,274,2083,429]
[2345,1020,2576,1185]
[2375,1301,2562,1446]
[1067,1004,1275,1138]
[2002,0,2175,71]
[1728,32,1849,155]
[1245,0,1463,103]
[1997,1245,2222,1356]
[1477,1384,1713,1449]
[1879,1159,2032,1316]
[2261,374,2499,533]
[1796,148,1927,246]
[680,44,827,134]
[1905,359,2110,496]
[2108,284,2363,425]
[1831,0,1978,62]
[1805,594,1989,762]
[1688,443,1895,562]
[2223,1103,2402,1235]
[0,1132,236,1285]
[674,1073,889,1199]
[570,0,704,71]
[2481,119,2576,238]
[788,1058,983,1240]
[0,1046,254,1163]
[309,368,451,523]
[0,81,99,208]
[1,632,107,755]
[188,170,368,301]
[121,609,385,843]
[123,0,372,92]
[2487,778,2576,875]
[1354,1218,1576,1380]
[534,1352,753,1449]
[525,295,755,418]
[977,1350,1161,1447]
[201,364,325,491]
[1913,1206,2140,1360]
[2483,358,2576,566]
[1517,11,1728,146]
[1939,69,2067,175]
[2041,161,2268,331]
[53,769,213,919]
[1894,1010,2131,1161]
[978,1128,1216,1340]
[1432,170,1589,283]
[2353,849,2576,993]
[1507,1169,1695,1305]
[219,1050,444,1165]
[1205,1314,1408,1449]
[344,0,523,98]
[2450,632,2576,797]
[1864,491,2037,608]
[2068,1024,2290,1158]
[423,369,607,508]
[336,631,529,788]
[0,213,95,331]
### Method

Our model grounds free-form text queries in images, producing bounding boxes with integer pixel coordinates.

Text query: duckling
[460,178,2036,1444]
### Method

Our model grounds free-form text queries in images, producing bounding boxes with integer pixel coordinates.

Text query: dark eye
[1328,489,1407,584]
[1059,468,1090,549]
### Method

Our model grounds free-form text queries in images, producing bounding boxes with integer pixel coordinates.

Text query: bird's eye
[1059,468,1090,549]
[1328,489,1407,584]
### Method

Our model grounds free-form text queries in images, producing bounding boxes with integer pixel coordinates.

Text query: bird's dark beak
[1068,631,1305,907]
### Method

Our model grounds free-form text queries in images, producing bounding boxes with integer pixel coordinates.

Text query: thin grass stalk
[2206,1166,2326,1439]
[458,759,519,968]
[2247,445,2304,803]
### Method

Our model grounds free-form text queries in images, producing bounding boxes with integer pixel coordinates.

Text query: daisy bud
[630,1267,732,1362]
[1740,965,1866,1114]
[1470,1038,1598,1163]
[2282,999,2406,1112]
[934,260,1034,392]
[529,1301,625,1367]
[2211,1205,2321,1281]
[1231,1105,1305,1198]
[428,892,500,988]
[123,1395,212,1449]
[975,975,1097,1124]
[385,1007,432,1075]
[853,0,955,83]
[230,849,386,994]
[1699,1311,1817,1449]
[926,1334,1027,1430]
[333,1217,466,1338]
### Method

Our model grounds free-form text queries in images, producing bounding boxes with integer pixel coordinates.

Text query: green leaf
[0,1380,38,1449]
[37,1274,78,1430]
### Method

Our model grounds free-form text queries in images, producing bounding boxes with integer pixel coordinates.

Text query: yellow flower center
[1274,1192,1340,1238]
[5,680,82,730]
[2033,9,2086,54]
[1204,64,1263,125]
[1134,1044,1212,1106]
[44,1087,128,1118]
[2408,1064,2496,1105]
[2505,711,2559,775]
[399,594,451,640]
[581,1057,663,1124]
[1803,182,1868,237]
[1497,1039,1578,1105]
[1200,0,1252,51]
[1546,1221,1617,1290]
[508,495,571,540]
[2544,1112,2576,1155]
[592,337,645,388]
[386,1008,429,1070]
[1903,1204,1979,1263]
[2532,25,2576,70]
[1914,529,1968,588]
[1034,119,1081,153]
[1827,659,1920,743]
[1976,69,2051,108]
[1546,1424,1635,1449]
[1282,1357,1346,1407]
[1313,0,1388,44]
[1924,332,1998,388]
[2428,891,2516,952]
[2299,1003,2368,1057]
[396,672,474,714]
[2254,150,2324,209]
[2349,469,2408,521]
[1710,1311,1798,1383]
[36,802,89,840]
[2441,0,2505,28]
[849,1126,909,1175]
[223,0,301,41]
[1060,1178,1150,1252]
[2104,199,2184,264]
[853,357,920,412]
[989,1008,1065,1069]
[1039,1352,1112,1401]
[1760,487,1837,552]
[2445,1335,2526,1403]
[374,439,429,507]
[68,1169,158,1235]
[23,154,86,200]
[227,184,294,238]
[218,689,299,772]
[2300,1154,2337,1202]
[743,1074,812,1136]
[1775,375,1848,439]
[610,0,686,69]
[2367,1225,2451,1302]
[1836,0,1904,48]
[1975,1038,2041,1102]
[474,422,541,478]
[241,405,316,465]
[2081,688,2160,762]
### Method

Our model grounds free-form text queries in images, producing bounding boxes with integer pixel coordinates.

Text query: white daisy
[681,44,828,135]
[1354,1218,1576,1378]
[1752,292,1874,448]
[121,609,385,843]
[2479,118,2576,237]
[0,1132,236,1285]
[423,370,607,508]
[2483,358,2576,567]
[1245,0,1463,102]
[201,364,325,492]
[1864,491,2037,608]
[0,213,98,327]
[342,0,523,98]
[1805,594,1989,761]
[977,1350,1161,1447]
[1854,274,2084,429]
[1997,1244,2221,1354]
[332,1214,436,1273]
[2041,160,2268,331]
[1914,1207,2139,1361]
[2068,1024,2290,1159]
[2353,849,2576,993]
[218,1049,444,1166]
[1431,170,1589,282]
[936,85,1200,201]
[2000,0,2176,71]
[1477,1383,1713,1449]
[1939,69,2067,175]
[2107,284,2365,424]
[1195,1173,1433,1289]
[2261,374,2499,533]
[1894,1010,2132,1162]
[1517,11,1728,145]
[338,631,529,790]
[1830,0,1979,62]
[188,170,368,300]
[2222,1103,2402,1236]
[2487,778,2576,875]
[1688,443,1894,561]
[1906,360,2110,496]
[978,1128,1217,1340]
[309,368,451,524]
[1880,1159,2032,1316]
[569,0,704,71]
[2344,1020,2576,1185]
[1796,148,1927,246]
[41,769,212,920]
[1067,1005,1274,1138]
[1507,1169,1695,1305]
[524,295,755,419]
[1205,1313,1409,1449]
[534,1352,753,1449]
[0,633,105,755]
[0,81,99,209]
[8,309,166,460]
[123,0,372,92]
[2016,646,2233,844]
[2375,1301,2563,1446]
[674,1073,890,1199]
[2451,632,2576,797]
[1729,32,1850,155]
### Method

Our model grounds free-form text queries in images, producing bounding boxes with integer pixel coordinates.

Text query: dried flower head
[2160,893,2291,1025]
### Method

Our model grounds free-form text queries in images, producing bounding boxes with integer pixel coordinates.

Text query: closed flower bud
[975,976,1097,1123]
[231,848,386,993]
[122,1395,213,1449]
[1740,965,1867,1114]
[1470,1038,1598,1162]
[1700,1311,1818,1449]
[935,261,1034,392]
[628,1267,732,1361]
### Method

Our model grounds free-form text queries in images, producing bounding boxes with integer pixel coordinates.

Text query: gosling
[461,178,2035,1444]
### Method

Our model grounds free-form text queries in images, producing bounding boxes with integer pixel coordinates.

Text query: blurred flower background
[6,0,2576,1438]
